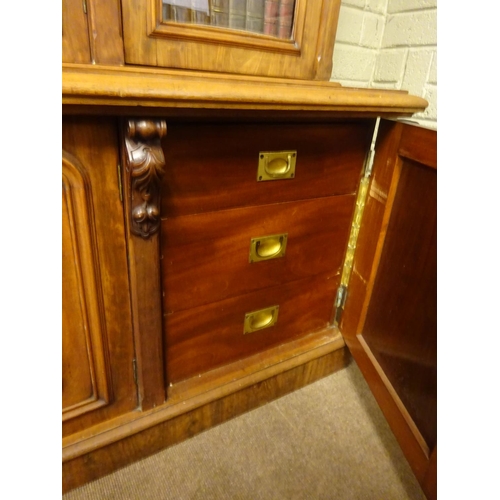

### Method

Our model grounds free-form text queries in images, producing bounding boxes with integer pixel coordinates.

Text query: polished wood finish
[62,117,137,437]
[62,0,124,65]
[121,0,340,80]
[62,0,436,492]
[62,1,433,493]
[86,0,125,65]
[124,119,167,238]
[166,273,339,383]
[63,331,349,493]
[340,121,436,499]
[399,122,437,170]
[362,154,437,450]
[161,122,371,217]
[62,0,91,63]
[120,119,167,410]
[62,64,428,116]
[162,196,354,312]
[62,152,110,420]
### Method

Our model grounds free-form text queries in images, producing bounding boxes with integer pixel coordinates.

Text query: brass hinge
[117,164,123,202]
[333,284,347,326]
[132,358,138,385]
[363,117,380,179]
[334,118,380,325]
[82,0,87,14]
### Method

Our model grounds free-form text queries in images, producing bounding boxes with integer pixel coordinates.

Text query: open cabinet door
[338,119,437,500]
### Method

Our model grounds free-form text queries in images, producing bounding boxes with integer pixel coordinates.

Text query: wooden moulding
[120,119,167,411]
[62,64,428,116]
[62,328,348,493]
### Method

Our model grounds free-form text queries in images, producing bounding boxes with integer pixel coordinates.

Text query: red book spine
[263,0,279,36]
[277,0,294,39]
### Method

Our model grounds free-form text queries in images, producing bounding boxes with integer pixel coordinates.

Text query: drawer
[161,195,355,313]
[161,122,372,217]
[165,273,339,384]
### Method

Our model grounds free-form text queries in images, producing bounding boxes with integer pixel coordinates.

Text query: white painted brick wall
[331,0,437,129]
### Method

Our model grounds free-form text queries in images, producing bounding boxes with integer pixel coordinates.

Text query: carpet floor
[64,359,426,500]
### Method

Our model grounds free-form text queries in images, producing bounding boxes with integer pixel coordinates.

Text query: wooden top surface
[62,64,428,117]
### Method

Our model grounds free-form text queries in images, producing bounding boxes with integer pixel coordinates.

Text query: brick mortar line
[387,7,437,15]
[334,42,379,51]
[381,44,437,49]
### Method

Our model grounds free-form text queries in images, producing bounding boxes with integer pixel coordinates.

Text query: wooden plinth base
[63,329,349,493]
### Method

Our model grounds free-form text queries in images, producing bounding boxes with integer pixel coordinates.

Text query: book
[211,0,230,27]
[171,5,191,22]
[277,0,294,38]
[245,0,265,33]
[192,0,210,24]
[229,0,247,30]
[263,0,279,36]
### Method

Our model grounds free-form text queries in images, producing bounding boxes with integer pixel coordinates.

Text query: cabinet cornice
[62,64,428,117]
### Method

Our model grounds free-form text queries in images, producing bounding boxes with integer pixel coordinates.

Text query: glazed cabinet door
[62,117,138,438]
[339,120,437,500]
[121,0,341,79]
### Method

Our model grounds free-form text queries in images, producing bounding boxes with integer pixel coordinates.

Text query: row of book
[162,0,296,39]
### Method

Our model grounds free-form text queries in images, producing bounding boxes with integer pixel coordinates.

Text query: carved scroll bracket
[123,119,167,238]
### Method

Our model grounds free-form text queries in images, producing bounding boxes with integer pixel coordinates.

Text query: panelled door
[338,120,437,500]
[62,117,138,438]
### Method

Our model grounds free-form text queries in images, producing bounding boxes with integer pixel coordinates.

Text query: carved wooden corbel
[123,119,167,238]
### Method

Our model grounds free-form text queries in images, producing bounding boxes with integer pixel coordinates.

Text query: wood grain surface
[161,121,370,217]
[165,273,339,383]
[119,119,167,410]
[62,117,137,437]
[62,0,91,63]
[362,155,437,450]
[121,0,340,80]
[340,121,437,499]
[161,196,354,312]
[62,64,429,115]
[62,152,110,420]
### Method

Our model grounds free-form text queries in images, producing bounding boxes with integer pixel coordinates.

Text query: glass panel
[162,0,296,39]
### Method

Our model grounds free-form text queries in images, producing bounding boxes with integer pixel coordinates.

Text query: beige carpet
[64,360,426,500]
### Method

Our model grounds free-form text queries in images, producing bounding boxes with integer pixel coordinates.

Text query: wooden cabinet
[62,117,137,436]
[63,0,339,77]
[121,0,340,79]
[159,120,372,383]
[62,2,435,499]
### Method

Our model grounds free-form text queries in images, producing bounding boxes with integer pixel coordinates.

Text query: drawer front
[161,195,355,313]
[165,274,339,384]
[161,122,372,217]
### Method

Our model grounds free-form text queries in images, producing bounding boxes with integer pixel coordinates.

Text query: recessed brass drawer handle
[249,233,288,263]
[244,305,279,334]
[257,151,297,181]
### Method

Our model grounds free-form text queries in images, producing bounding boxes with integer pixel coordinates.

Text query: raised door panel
[62,118,137,438]
[62,154,110,419]
[121,0,340,79]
